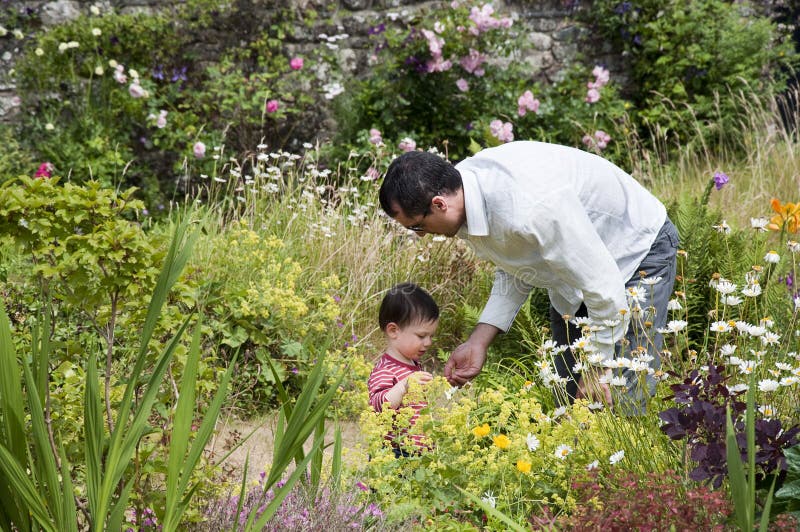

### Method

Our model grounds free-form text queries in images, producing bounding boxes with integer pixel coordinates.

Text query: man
[379,141,679,413]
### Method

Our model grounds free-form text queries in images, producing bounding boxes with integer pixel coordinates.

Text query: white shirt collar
[458,168,489,237]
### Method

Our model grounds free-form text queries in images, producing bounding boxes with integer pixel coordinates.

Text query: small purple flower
[356,481,369,491]
[368,24,385,35]
[171,66,187,83]
[713,171,729,190]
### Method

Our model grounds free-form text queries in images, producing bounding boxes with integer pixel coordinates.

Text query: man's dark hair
[379,282,440,331]
[379,151,463,218]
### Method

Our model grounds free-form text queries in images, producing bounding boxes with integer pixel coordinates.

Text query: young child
[367,282,438,454]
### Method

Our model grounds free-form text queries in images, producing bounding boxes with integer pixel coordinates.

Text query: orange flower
[768,198,800,233]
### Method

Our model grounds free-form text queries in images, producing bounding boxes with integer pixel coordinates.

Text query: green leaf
[726,406,752,531]
[776,479,800,500]
[0,444,55,532]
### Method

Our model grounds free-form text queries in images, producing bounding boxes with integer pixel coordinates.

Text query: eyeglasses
[406,208,430,233]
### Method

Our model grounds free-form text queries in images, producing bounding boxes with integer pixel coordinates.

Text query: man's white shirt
[455,141,667,356]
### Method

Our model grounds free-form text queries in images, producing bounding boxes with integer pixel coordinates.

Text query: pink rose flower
[460,48,486,76]
[592,65,610,87]
[193,141,206,159]
[489,119,514,143]
[398,137,417,152]
[456,78,470,92]
[290,57,304,70]
[517,90,540,116]
[585,88,600,104]
[594,130,611,149]
[266,99,279,113]
[369,128,383,145]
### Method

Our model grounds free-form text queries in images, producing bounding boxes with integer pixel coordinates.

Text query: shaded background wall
[0,0,617,126]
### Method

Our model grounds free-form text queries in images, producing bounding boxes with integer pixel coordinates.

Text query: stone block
[40,1,81,26]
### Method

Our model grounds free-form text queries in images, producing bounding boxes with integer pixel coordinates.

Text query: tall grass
[625,86,800,227]
[188,146,492,357]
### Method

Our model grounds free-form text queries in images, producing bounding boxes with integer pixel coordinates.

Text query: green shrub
[579,0,796,149]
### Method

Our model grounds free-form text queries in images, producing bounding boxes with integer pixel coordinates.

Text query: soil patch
[207,414,367,482]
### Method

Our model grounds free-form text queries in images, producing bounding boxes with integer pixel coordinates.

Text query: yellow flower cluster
[356,380,622,523]
[207,224,343,343]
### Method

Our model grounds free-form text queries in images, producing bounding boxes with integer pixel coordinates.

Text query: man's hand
[444,341,487,386]
[443,323,500,386]
[575,369,613,405]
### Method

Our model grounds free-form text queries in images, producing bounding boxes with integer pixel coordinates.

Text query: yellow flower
[493,434,511,449]
[472,423,490,438]
[516,459,532,474]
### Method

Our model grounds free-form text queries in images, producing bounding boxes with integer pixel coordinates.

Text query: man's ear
[431,195,447,212]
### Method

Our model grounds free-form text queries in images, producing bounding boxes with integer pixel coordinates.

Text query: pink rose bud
[266,99,279,113]
[290,57,304,70]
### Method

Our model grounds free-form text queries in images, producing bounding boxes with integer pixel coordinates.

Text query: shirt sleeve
[368,367,396,412]
[521,188,631,357]
[478,268,534,332]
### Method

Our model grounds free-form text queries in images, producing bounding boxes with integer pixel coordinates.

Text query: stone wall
[0,0,606,125]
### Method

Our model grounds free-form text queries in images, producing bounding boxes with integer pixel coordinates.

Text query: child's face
[386,319,439,363]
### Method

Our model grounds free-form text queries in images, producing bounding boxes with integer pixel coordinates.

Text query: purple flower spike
[713,171,729,190]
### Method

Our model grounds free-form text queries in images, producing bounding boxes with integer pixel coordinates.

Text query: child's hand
[409,371,434,385]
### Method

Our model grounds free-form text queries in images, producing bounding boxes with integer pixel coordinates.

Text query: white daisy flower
[667,299,683,311]
[526,433,540,451]
[738,360,759,374]
[758,379,780,392]
[609,450,625,465]
[751,218,769,231]
[764,251,780,264]
[554,444,572,460]
[482,491,497,508]
[742,284,762,298]
[641,276,663,286]
[761,332,780,346]
[780,376,798,386]
[610,376,628,387]
[716,280,737,295]
[713,220,731,234]
[709,321,731,333]
[723,295,743,306]
[719,344,737,356]
[758,405,776,418]
[664,320,688,333]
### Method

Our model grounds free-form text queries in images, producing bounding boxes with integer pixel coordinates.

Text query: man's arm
[444,323,502,386]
